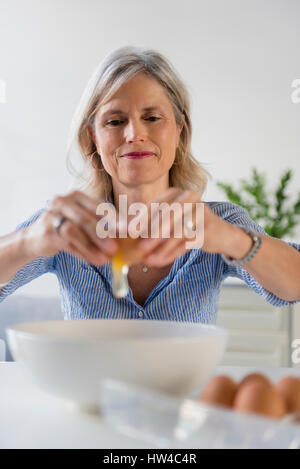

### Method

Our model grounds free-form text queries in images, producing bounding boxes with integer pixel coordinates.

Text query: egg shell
[275,376,300,413]
[113,237,145,267]
[233,381,287,419]
[238,372,272,389]
[198,375,238,408]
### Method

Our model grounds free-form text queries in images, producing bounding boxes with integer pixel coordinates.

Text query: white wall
[0,0,299,297]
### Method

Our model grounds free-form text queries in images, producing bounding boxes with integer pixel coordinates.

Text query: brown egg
[238,372,272,389]
[275,376,300,413]
[198,375,238,408]
[233,381,286,419]
[115,237,145,265]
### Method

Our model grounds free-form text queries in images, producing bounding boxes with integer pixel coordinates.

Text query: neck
[112,175,170,210]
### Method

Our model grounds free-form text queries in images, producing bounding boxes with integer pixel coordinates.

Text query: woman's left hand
[136,187,235,267]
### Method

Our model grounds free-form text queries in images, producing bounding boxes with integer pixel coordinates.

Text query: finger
[138,198,195,253]
[144,239,188,267]
[136,188,181,237]
[58,219,110,265]
[72,190,116,229]
[145,187,182,228]
[115,192,182,239]
[70,190,101,215]
[60,238,109,266]
[48,209,111,263]
[146,237,182,262]
[50,196,118,255]
[160,200,195,239]
[150,190,199,235]
[50,195,95,226]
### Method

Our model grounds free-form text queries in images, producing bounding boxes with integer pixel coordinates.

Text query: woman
[1,46,300,323]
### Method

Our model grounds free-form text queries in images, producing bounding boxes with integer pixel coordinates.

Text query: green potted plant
[216,168,300,240]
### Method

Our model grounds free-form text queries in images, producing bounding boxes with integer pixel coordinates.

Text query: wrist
[20,227,39,262]
[0,229,37,288]
[221,223,253,260]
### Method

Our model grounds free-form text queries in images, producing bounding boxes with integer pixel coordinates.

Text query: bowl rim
[6,319,228,345]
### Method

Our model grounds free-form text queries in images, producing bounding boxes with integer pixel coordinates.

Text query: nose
[124,118,147,143]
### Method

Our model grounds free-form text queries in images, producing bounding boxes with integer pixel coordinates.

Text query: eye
[147,116,160,122]
[106,116,161,126]
[106,120,122,126]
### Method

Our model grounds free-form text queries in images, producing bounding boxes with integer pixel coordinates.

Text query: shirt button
[138,310,144,318]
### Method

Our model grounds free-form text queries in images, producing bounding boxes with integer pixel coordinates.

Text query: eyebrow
[101,106,163,119]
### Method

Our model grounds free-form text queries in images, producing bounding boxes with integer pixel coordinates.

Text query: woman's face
[90,73,184,188]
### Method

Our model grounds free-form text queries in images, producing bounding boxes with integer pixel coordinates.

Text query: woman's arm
[0,228,35,287]
[0,190,119,291]
[221,223,300,302]
[137,188,300,303]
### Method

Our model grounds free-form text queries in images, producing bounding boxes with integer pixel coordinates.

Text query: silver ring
[53,215,67,234]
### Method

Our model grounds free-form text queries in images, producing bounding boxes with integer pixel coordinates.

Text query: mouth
[121,152,155,159]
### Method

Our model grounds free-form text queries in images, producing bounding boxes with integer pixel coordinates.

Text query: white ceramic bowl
[6,319,228,411]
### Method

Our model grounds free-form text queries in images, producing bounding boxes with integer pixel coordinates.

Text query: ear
[180,113,185,131]
[87,124,95,141]
[176,113,185,146]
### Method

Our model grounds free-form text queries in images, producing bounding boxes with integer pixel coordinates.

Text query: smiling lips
[121,152,155,159]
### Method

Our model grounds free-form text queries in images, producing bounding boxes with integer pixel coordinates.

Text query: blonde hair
[66,46,211,202]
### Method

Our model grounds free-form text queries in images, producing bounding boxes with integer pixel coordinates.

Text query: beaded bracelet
[221,227,262,267]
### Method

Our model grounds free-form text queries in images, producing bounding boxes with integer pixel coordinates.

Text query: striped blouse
[1,200,300,323]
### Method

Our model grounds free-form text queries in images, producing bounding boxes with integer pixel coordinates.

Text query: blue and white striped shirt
[1,200,300,323]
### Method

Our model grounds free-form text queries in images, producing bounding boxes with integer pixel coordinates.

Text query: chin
[124,171,158,182]
[128,179,153,185]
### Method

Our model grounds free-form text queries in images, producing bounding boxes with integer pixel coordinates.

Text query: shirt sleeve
[209,201,300,307]
[0,200,56,303]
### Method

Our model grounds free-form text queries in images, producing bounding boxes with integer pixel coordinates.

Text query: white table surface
[0,362,299,449]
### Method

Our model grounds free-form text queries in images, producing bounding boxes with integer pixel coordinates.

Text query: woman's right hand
[23,190,119,266]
